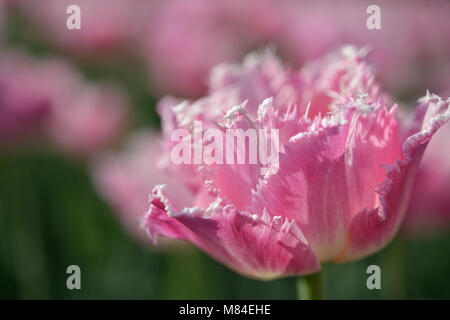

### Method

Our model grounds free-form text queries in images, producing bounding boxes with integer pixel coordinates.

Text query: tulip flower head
[0,50,129,156]
[144,47,450,280]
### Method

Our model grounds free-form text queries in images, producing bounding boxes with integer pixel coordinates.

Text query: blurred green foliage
[1,5,450,300]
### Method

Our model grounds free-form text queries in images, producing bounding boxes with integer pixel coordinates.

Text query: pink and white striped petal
[146,185,320,280]
[338,94,450,261]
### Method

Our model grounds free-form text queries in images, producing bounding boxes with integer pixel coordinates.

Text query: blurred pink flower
[429,64,450,98]
[48,83,128,157]
[146,0,450,97]
[143,0,243,97]
[0,53,51,144]
[0,50,129,156]
[14,0,450,97]
[270,0,450,94]
[143,0,450,97]
[144,47,450,279]
[16,0,153,57]
[92,131,193,242]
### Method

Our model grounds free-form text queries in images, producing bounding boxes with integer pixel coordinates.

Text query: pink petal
[209,49,302,116]
[403,105,450,234]
[252,116,350,261]
[345,104,401,222]
[338,94,450,261]
[300,46,387,119]
[197,105,267,210]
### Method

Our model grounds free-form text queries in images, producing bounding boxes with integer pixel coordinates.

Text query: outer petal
[403,108,450,234]
[338,94,450,261]
[252,116,350,261]
[146,185,320,280]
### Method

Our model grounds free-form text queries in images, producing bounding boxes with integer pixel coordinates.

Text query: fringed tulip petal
[146,185,320,280]
[252,116,350,261]
[338,94,450,261]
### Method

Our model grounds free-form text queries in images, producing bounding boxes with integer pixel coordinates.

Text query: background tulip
[11,0,450,98]
[0,50,129,156]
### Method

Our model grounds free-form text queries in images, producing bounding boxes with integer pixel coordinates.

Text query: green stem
[296,271,324,300]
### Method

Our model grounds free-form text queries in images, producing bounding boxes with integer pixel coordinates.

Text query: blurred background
[1,0,450,299]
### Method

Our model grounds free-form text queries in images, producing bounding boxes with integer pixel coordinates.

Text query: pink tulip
[0,50,129,156]
[47,83,129,157]
[16,0,152,57]
[144,47,450,279]
[143,0,243,97]
[0,52,51,144]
